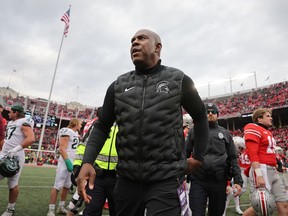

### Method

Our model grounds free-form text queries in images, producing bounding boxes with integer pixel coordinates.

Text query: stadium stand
[0,80,287,163]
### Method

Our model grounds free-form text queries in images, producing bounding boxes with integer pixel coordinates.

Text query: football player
[275,146,288,193]
[46,118,82,216]
[223,136,249,215]
[243,108,288,216]
[0,105,35,216]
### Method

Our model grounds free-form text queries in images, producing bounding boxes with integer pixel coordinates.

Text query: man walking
[77,29,209,216]
[47,118,82,216]
[0,105,35,216]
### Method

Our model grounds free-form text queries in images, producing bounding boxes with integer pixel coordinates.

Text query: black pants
[83,170,117,216]
[114,176,182,216]
[189,175,227,216]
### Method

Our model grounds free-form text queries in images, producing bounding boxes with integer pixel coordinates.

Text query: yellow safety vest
[73,143,86,166]
[95,124,118,170]
[73,124,118,170]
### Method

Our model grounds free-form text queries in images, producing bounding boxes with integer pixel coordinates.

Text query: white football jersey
[58,127,79,162]
[3,117,34,152]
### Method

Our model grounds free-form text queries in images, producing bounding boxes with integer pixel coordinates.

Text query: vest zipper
[138,75,147,180]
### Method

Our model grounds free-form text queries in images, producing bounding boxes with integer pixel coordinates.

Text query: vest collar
[135,60,162,75]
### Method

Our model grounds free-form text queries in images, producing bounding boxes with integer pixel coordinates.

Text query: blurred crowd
[1,80,288,166]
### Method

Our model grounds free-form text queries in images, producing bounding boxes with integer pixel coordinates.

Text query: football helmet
[183,114,193,128]
[251,188,275,216]
[0,155,20,177]
[233,136,245,150]
[275,146,284,154]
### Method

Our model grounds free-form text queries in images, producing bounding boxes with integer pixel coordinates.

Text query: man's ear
[155,43,162,53]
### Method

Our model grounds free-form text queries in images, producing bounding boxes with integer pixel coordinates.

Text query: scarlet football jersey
[238,149,250,169]
[244,123,276,166]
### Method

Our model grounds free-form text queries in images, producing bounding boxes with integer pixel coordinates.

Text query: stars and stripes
[61,7,70,37]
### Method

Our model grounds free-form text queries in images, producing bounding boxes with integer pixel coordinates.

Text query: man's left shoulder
[163,65,184,74]
[19,117,33,127]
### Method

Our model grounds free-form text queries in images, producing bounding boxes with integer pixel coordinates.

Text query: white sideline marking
[0,185,52,188]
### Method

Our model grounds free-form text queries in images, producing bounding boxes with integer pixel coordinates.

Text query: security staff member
[68,121,118,216]
[186,103,243,216]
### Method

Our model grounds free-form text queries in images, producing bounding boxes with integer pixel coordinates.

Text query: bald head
[135,29,162,44]
[130,29,162,69]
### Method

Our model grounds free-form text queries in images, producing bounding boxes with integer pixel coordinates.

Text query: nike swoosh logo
[125,86,135,92]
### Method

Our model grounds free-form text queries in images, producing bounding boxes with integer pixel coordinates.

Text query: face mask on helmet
[0,155,20,178]
[251,188,275,216]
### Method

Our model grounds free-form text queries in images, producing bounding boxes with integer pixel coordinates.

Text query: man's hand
[225,186,231,194]
[232,184,242,197]
[76,163,96,204]
[186,158,202,174]
[256,176,266,188]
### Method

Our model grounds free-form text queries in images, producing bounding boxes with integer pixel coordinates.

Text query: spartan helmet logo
[0,155,20,178]
[156,81,169,93]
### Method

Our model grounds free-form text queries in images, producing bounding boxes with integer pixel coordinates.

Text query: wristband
[13,145,23,152]
[8,145,23,156]
[65,159,73,172]
[255,168,263,177]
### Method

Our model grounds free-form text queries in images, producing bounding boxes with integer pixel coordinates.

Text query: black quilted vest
[114,65,186,182]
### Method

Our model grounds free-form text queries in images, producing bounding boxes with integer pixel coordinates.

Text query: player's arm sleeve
[245,140,260,163]
[244,125,260,163]
[182,75,209,162]
[82,82,116,164]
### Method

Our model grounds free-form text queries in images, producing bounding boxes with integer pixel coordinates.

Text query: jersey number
[71,138,79,149]
[267,135,276,153]
[5,126,17,140]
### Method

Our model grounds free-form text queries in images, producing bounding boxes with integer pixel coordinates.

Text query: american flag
[61,8,70,37]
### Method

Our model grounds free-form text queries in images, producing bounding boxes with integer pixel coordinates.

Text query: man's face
[77,121,82,132]
[207,109,218,122]
[258,112,273,127]
[130,30,158,68]
[8,110,17,120]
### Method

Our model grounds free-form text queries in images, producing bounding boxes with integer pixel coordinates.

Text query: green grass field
[0,165,277,215]
[0,165,110,216]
